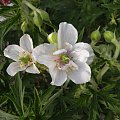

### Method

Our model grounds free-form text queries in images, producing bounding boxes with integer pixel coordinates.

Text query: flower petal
[73,42,94,64]
[20,34,33,52]
[37,55,55,68]
[7,62,26,76]
[49,65,67,86]
[70,49,89,63]
[53,49,67,55]
[33,43,56,66]
[4,45,25,61]
[33,43,55,58]
[26,63,40,74]
[68,62,91,84]
[58,22,78,49]
[0,16,6,22]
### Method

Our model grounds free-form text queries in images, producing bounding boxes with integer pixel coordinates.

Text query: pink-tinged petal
[26,63,40,74]
[20,34,33,52]
[58,22,78,49]
[4,45,25,61]
[68,62,91,84]
[49,64,67,86]
[7,62,26,76]
[73,42,94,64]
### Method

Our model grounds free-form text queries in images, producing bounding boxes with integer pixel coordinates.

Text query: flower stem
[23,0,36,11]
[63,79,70,89]
[113,43,120,59]
[97,63,109,83]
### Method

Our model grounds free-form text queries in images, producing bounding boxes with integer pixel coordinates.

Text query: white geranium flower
[4,34,40,76]
[33,22,94,86]
[0,16,6,22]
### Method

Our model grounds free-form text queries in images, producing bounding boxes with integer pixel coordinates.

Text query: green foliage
[0,0,120,120]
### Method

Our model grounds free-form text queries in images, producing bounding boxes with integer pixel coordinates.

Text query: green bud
[38,9,50,22]
[91,26,101,42]
[109,13,117,25]
[104,31,114,43]
[21,21,28,33]
[48,32,58,44]
[33,11,42,29]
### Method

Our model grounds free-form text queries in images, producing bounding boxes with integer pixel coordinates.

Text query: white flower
[4,34,40,76]
[33,22,94,86]
[0,16,6,22]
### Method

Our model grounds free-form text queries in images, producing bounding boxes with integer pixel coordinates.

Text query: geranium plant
[0,0,120,120]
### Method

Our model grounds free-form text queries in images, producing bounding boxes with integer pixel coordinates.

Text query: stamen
[19,52,33,67]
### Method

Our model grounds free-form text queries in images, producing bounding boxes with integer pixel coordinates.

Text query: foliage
[0,0,120,119]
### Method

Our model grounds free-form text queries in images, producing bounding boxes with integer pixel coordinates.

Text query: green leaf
[0,110,19,120]
[78,27,85,42]
[42,88,63,113]
[42,86,56,104]
[6,74,25,116]
[34,88,42,118]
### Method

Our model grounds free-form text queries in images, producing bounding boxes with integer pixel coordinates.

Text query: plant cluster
[0,0,120,120]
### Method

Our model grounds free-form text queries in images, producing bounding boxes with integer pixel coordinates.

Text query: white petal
[0,16,6,22]
[64,42,73,51]
[73,42,94,64]
[4,45,25,61]
[49,65,67,86]
[33,43,55,59]
[58,22,78,49]
[7,62,26,76]
[53,49,67,55]
[70,49,89,63]
[36,55,55,68]
[33,43,56,66]
[68,62,91,84]
[26,64,40,74]
[20,34,33,52]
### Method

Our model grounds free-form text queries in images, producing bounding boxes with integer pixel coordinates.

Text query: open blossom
[4,34,40,76]
[33,22,94,86]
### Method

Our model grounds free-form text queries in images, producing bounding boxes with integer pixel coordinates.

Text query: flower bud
[104,31,114,43]
[48,32,58,44]
[109,13,117,25]
[91,26,101,42]
[38,9,50,22]
[33,11,42,29]
[21,21,28,33]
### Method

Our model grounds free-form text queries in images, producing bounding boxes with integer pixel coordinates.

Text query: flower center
[60,54,70,64]
[54,53,71,69]
[19,52,33,67]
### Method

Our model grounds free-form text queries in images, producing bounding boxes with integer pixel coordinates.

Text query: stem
[91,41,97,47]
[113,44,120,59]
[63,79,70,89]
[23,0,55,31]
[97,63,109,83]
[42,88,63,113]
[23,0,36,11]
[42,79,70,113]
